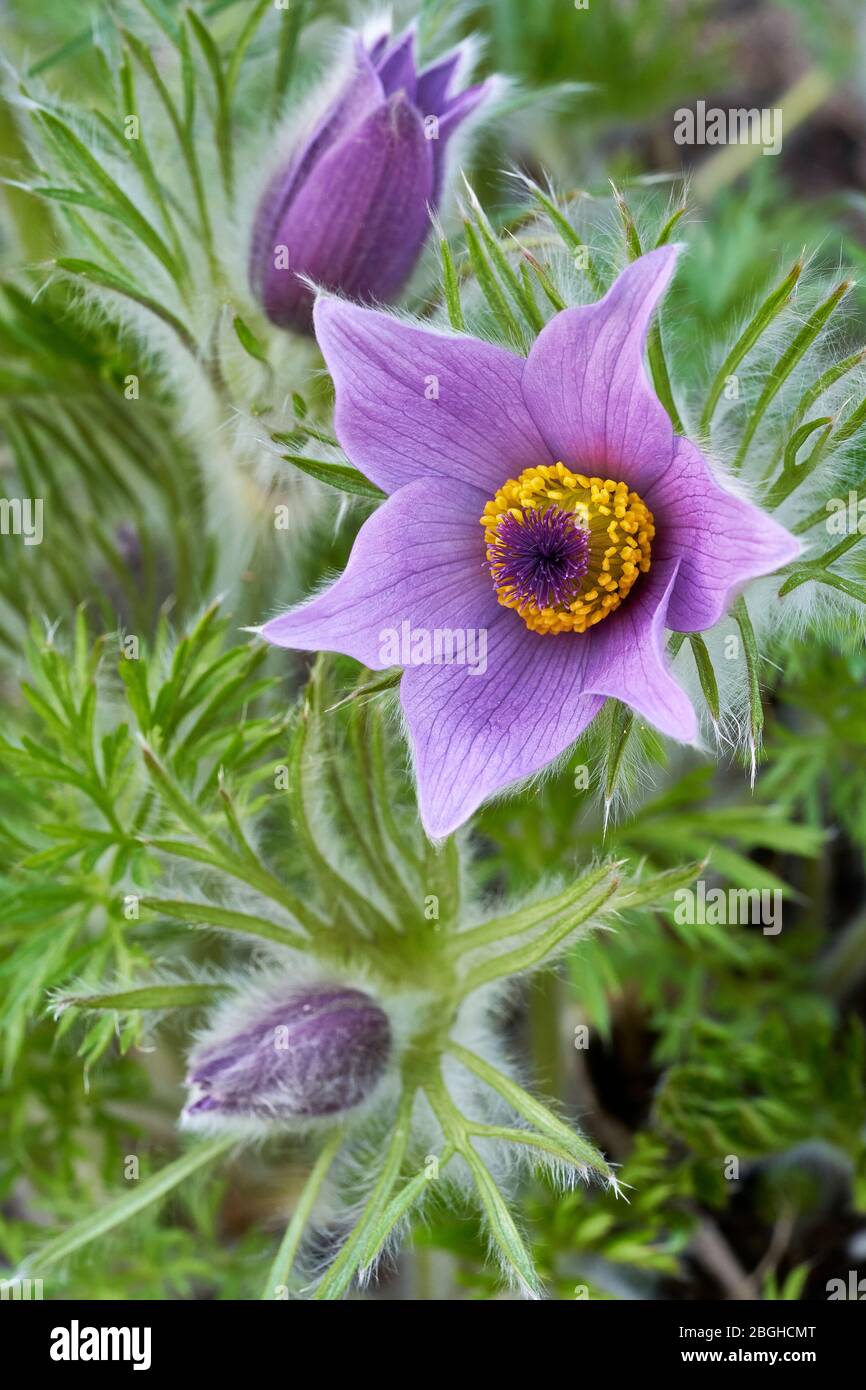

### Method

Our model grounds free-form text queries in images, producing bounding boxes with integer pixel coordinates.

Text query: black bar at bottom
[1,1294,862,1375]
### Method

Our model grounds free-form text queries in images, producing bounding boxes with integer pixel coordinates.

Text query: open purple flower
[260,247,801,837]
[183,985,391,1129]
[249,28,491,332]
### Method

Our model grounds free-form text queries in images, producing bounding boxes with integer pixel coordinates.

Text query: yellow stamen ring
[480,462,655,634]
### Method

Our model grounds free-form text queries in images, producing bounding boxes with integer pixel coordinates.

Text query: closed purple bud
[249,29,492,331]
[183,985,391,1129]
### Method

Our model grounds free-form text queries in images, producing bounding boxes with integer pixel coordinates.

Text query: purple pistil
[487,507,591,610]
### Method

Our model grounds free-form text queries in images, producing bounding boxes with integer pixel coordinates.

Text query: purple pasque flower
[260,246,801,837]
[183,985,391,1129]
[249,28,491,332]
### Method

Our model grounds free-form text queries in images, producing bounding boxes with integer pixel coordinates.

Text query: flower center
[485,505,591,611]
[481,463,655,634]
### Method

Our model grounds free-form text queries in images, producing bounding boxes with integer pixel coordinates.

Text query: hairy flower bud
[183,985,391,1129]
[249,28,491,331]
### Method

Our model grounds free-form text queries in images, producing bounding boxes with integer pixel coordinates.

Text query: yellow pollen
[480,461,655,635]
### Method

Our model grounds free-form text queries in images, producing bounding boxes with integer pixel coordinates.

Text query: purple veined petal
[582,556,699,740]
[415,50,462,114]
[375,29,418,100]
[184,987,392,1124]
[428,79,495,206]
[313,297,551,495]
[262,93,435,330]
[651,437,803,632]
[249,39,384,302]
[520,246,681,494]
[261,477,499,663]
[189,993,351,1089]
[401,610,605,838]
[285,994,390,1116]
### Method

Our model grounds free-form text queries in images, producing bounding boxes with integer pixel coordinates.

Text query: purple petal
[402,613,604,837]
[261,477,498,663]
[416,51,462,114]
[429,79,494,205]
[185,988,391,1123]
[582,557,698,740]
[375,30,418,100]
[249,40,384,302]
[439,79,493,131]
[313,297,551,495]
[652,438,803,631]
[261,93,435,329]
[520,247,681,493]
